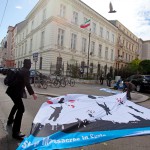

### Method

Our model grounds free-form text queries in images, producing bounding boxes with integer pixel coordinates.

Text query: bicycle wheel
[52,79,60,88]
[42,80,48,89]
[70,79,75,87]
[65,78,69,85]
[34,78,41,88]
[60,79,66,87]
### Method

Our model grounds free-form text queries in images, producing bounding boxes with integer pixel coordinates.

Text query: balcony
[118,42,124,48]
[70,48,77,53]
[115,56,123,62]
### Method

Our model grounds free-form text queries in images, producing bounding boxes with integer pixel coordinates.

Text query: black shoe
[12,132,25,140]
[7,119,14,126]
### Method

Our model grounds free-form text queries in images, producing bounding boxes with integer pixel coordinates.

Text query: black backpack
[4,69,19,86]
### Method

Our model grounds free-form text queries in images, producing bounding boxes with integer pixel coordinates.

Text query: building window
[39,57,42,69]
[72,11,78,24]
[90,63,93,74]
[41,31,45,48]
[23,33,24,40]
[98,44,102,57]
[106,31,109,40]
[105,47,108,59]
[122,52,124,58]
[25,41,27,54]
[56,57,62,73]
[42,8,46,21]
[112,34,115,43]
[91,41,95,55]
[71,33,77,50]
[126,41,128,48]
[31,20,34,31]
[83,17,88,23]
[30,38,33,52]
[82,38,87,53]
[26,28,28,36]
[111,49,113,60]
[19,45,21,56]
[81,61,85,68]
[100,27,103,37]
[57,28,64,47]
[92,22,96,33]
[60,4,66,18]
[21,44,24,56]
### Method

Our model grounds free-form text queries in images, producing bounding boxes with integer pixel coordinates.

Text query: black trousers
[8,94,25,134]
[100,78,104,84]
[126,89,132,99]
[107,79,111,87]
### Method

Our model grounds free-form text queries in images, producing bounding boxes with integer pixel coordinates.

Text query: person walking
[79,68,84,78]
[6,59,37,140]
[106,72,112,87]
[99,73,104,85]
[123,80,135,100]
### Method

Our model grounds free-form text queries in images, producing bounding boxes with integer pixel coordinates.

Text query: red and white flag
[80,19,90,28]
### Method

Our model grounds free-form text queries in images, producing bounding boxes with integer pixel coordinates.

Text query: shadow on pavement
[0,123,22,150]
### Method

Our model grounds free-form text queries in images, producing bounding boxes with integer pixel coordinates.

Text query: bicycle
[34,76,48,89]
[52,75,66,88]
[65,76,75,87]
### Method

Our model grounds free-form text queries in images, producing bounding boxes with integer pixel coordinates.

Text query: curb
[35,92,59,97]
[135,97,150,104]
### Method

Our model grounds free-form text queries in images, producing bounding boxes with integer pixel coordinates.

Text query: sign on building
[33,52,38,62]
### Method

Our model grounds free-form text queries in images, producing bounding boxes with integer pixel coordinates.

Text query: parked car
[0,67,3,73]
[30,69,47,84]
[126,74,150,92]
[2,68,9,75]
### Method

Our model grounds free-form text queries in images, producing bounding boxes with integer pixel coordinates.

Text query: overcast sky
[0,0,150,42]
[81,0,150,41]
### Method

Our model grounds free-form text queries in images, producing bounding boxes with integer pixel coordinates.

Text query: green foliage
[70,65,79,78]
[139,60,150,74]
[127,58,141,74]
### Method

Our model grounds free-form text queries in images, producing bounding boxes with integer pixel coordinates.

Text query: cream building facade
[110,20,139,70]
[14,0,117,75]
[0,37,7,67]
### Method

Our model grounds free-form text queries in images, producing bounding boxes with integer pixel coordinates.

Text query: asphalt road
[0,75,150,150]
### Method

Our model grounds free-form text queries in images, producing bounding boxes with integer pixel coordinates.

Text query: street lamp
[87,31,91,79]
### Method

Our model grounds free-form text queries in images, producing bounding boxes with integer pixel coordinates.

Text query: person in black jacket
[106,72,112,87]
[123,80,135,100]
[6,59,37,140]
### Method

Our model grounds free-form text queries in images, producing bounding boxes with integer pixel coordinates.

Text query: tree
[139,60,150,74]
[127,58,141,74]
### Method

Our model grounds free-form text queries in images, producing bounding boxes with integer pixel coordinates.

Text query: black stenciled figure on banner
[6,59,37,140]
[49,105,63,121]
[127,106,143,114]
[75,118,88,128]
[106,72,112,87]
[96,102,112,115]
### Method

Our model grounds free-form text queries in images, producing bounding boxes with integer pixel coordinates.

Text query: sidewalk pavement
[34,83,150,104]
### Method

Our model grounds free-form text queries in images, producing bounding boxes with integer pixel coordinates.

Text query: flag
[80,19,90,28]
[17,93,150,150]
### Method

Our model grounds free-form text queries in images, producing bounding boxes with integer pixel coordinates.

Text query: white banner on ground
[17,93,150,150]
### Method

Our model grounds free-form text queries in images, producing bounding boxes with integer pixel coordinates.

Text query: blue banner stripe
[17,127,150,150]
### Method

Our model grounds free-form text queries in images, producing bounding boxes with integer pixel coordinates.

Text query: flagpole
[87,29,91,79]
